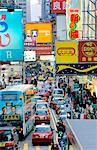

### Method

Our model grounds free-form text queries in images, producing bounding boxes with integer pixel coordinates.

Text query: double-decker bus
[0,84,35,140]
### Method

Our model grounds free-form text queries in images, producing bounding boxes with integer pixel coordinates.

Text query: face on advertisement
[11,106,16,113]
[2,106,7,115]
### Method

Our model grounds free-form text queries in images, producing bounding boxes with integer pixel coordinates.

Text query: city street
[0,0,97,150]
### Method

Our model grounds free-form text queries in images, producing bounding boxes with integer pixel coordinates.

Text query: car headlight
[35,136,39,138]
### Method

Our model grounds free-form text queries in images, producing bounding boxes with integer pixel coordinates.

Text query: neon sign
[0,14,10,47]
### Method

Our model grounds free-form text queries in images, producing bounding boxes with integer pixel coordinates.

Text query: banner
[33,45,52,56]
[66,0,82,40]
[56,41,78,63]
[0,9,23,61]
[56,64,97,75]
[78,41,97,62]
[51,0,66,14]
[25,23,52,45]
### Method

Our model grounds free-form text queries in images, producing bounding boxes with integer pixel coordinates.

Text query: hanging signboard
[56,41,78,64]
[78,41,97,62]
[51,0,66,14]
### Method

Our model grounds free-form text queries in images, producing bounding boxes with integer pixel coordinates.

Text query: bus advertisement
[0,84,34,139]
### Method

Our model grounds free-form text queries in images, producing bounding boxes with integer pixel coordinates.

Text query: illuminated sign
[56,41,78,63]
[51,0,66,14]
[66,0,82,40]
[25,23,52,45]
[78,41,97,62]
[0,9,23,61]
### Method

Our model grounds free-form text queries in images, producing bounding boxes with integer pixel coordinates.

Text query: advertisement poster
[66,0,82,40]
[0,9,23,61]
[51,0,66,14]
[78,41,97,62]
[56,41,78,64]
[25,23,52,45]
[56,64,97,75]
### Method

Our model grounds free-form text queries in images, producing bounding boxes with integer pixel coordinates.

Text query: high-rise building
[26,0,42,22]
[15,0,26,25]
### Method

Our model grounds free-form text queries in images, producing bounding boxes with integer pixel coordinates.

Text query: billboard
[56,64,97,75]
[0,9,23,61]
[66,0,82,40]
[25,23,52,45]
[51,0,66,14]
[56,41,78,63]
[78,41,97,62]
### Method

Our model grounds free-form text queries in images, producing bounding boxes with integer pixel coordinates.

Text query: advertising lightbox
[0,9,23,61]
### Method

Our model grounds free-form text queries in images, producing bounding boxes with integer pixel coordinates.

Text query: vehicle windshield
[35,127,51,132]
[54,90,63,95]
[37,104,48,109]
[33,98,42,103]
[0,130,13,142]
[36,110,48,115]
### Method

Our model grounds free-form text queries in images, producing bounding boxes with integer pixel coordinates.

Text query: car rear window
[35,127,51,132]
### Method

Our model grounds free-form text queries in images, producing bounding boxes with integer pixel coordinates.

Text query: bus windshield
[0,130,13,142]
[2,94,17,101]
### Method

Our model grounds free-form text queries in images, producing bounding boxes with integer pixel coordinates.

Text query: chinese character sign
[78,41,97,62]
[51,0,66,14]
[66,0,82,40]
[0,10,23,61]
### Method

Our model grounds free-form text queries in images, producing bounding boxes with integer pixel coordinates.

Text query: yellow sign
[4,115,20,121]
[56,41,78,63]
[25,23,52,43]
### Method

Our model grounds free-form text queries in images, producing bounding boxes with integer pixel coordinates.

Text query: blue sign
[0,9,23,61]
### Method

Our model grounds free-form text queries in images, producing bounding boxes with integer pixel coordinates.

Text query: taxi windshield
[36,110,47,115]
[35,127,51,132]
[0,130,13,142]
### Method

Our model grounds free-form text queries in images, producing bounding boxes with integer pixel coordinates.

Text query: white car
[53,88,64,98]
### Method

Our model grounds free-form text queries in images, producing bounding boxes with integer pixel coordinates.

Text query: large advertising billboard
[0,9,23,61]
[56,41,78,64]
[51,0,66,14]
[66,0,82,40]
[25,23,52,45]
[78,41,97,62]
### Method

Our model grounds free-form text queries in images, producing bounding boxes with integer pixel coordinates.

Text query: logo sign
[66,0,82,40]
[0,9,23,61]
[25,23,52,44]
[51,0,66,14]
[56,41,78,64]
[78,41,97,62]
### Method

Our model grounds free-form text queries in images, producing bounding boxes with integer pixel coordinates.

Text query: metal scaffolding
[82,0,96,39]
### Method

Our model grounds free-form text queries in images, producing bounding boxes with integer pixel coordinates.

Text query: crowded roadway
[0,75,97,150]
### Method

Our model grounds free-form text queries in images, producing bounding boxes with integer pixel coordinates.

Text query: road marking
[50,109,58,143]
[48,145,51,150]
[36,146,40,150]
[24,143,28,150]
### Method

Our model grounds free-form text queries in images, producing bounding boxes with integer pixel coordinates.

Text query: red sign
[70,14,79,22]
[33,46,52,56]
[51,0,66,14]
[70,30,79,39]
[78,41,97,62]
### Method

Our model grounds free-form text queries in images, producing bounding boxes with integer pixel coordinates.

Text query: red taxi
[32,124,53,145]
[0,127,19,150]
[34,109,50,124]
